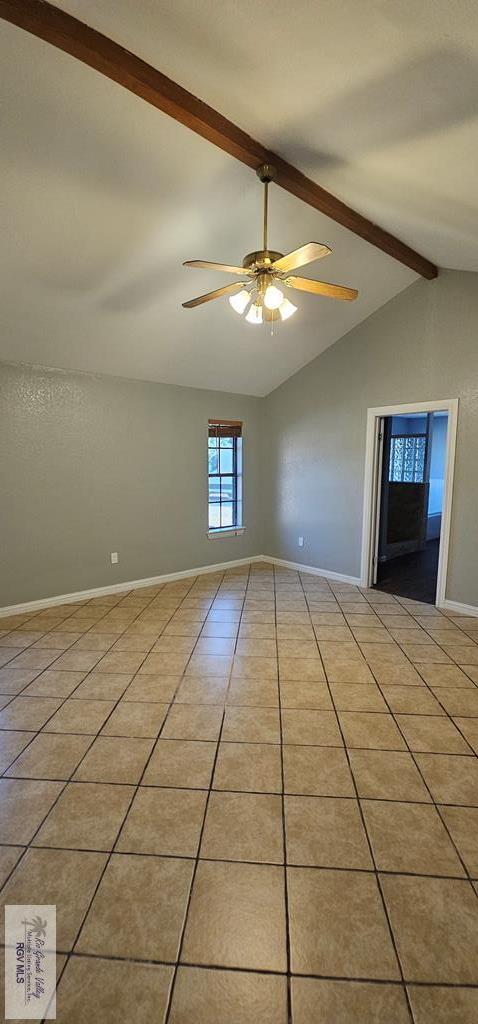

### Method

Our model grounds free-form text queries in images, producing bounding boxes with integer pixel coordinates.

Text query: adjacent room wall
[263,270,478,607]
[388,412,448,537]
[428,413,447,516]
[0,362,264,605]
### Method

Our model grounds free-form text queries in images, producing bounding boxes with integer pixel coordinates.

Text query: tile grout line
[360,645,478,899]
[1,568,216,738]
[162,564,250,1023]
[0,585,174,772]
[8,575,200,1022]
[355,587,478,892]
[0,577,184,798]
[41,571,204,1020]
[273,562,293,1024]
[3,844,476,880]
[0,586,153,894]
[370,682,478,886]
[3,941,477,988]
[356,593,478,914]
[298,573,415,1023]
[1,563,478,1018]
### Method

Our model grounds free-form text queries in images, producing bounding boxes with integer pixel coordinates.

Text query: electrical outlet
[110,552,119,564]
[298,536,304,548]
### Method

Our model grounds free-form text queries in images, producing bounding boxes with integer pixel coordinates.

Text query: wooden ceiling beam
[0,0,438,279]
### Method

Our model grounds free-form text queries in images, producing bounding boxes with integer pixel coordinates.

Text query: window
[389,434,426,483]
[208,420,243,531]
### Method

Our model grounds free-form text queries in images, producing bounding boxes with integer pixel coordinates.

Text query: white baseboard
[0,556,266,618]
[261,555,362,586]
[440,598,478,618]
[3,552,472,619]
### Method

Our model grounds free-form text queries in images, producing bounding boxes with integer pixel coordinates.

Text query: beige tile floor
[1,561,478,1022]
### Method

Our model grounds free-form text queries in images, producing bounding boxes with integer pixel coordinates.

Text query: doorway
[375,411,447,602]
[361,400,458,607]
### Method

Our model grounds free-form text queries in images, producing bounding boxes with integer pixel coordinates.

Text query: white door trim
[360,399,459,606]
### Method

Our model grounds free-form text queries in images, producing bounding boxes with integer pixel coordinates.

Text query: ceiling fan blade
[183,260,253,276]
[285,276,358,301]
[272,243,331,274]
[182,281,248,309]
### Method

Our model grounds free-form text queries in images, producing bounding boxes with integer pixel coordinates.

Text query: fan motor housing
[242,249,283,272]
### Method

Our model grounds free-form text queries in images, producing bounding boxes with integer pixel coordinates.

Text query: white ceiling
[2,1,477,395]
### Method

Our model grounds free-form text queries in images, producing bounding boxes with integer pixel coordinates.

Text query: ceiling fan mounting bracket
[256,163,276,184]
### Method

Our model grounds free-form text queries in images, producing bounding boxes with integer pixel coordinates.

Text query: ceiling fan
[182,164,358,324]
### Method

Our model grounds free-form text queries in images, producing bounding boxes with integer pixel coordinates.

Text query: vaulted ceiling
[1,1,477,395]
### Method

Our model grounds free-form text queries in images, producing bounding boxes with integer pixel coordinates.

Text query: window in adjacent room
[389,434,427,483]
[208,420,243,531]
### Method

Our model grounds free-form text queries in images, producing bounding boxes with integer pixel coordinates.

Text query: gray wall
[263,270,478,606]
[0,363,264,605]
[2,270,477,609]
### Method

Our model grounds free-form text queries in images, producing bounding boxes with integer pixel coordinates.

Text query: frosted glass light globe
[229,289,251,314]
[264,283,284,310]
[278,297,298,321]
[245,302,263,324]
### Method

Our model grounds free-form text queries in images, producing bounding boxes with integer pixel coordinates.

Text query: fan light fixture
[229,289,251,315]
[245,301,263,325]
[229,279,297,325]
[278,297,298,321]
[182,165,359,325]
[264,283,284,310]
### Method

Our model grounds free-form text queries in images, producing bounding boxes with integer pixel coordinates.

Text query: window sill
[208,527,245,539]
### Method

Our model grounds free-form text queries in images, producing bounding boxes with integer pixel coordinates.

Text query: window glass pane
[390,437,403,481]
[208,449,219,474]
[411,437,426,481]
[209,476,221,502]
[389,436,426,483]
[220,477,235,502]
[208,503,221,529]
[219,447,234,474]
[220,503,234,527]
[207,426,241,531]
[236,437,242,475]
